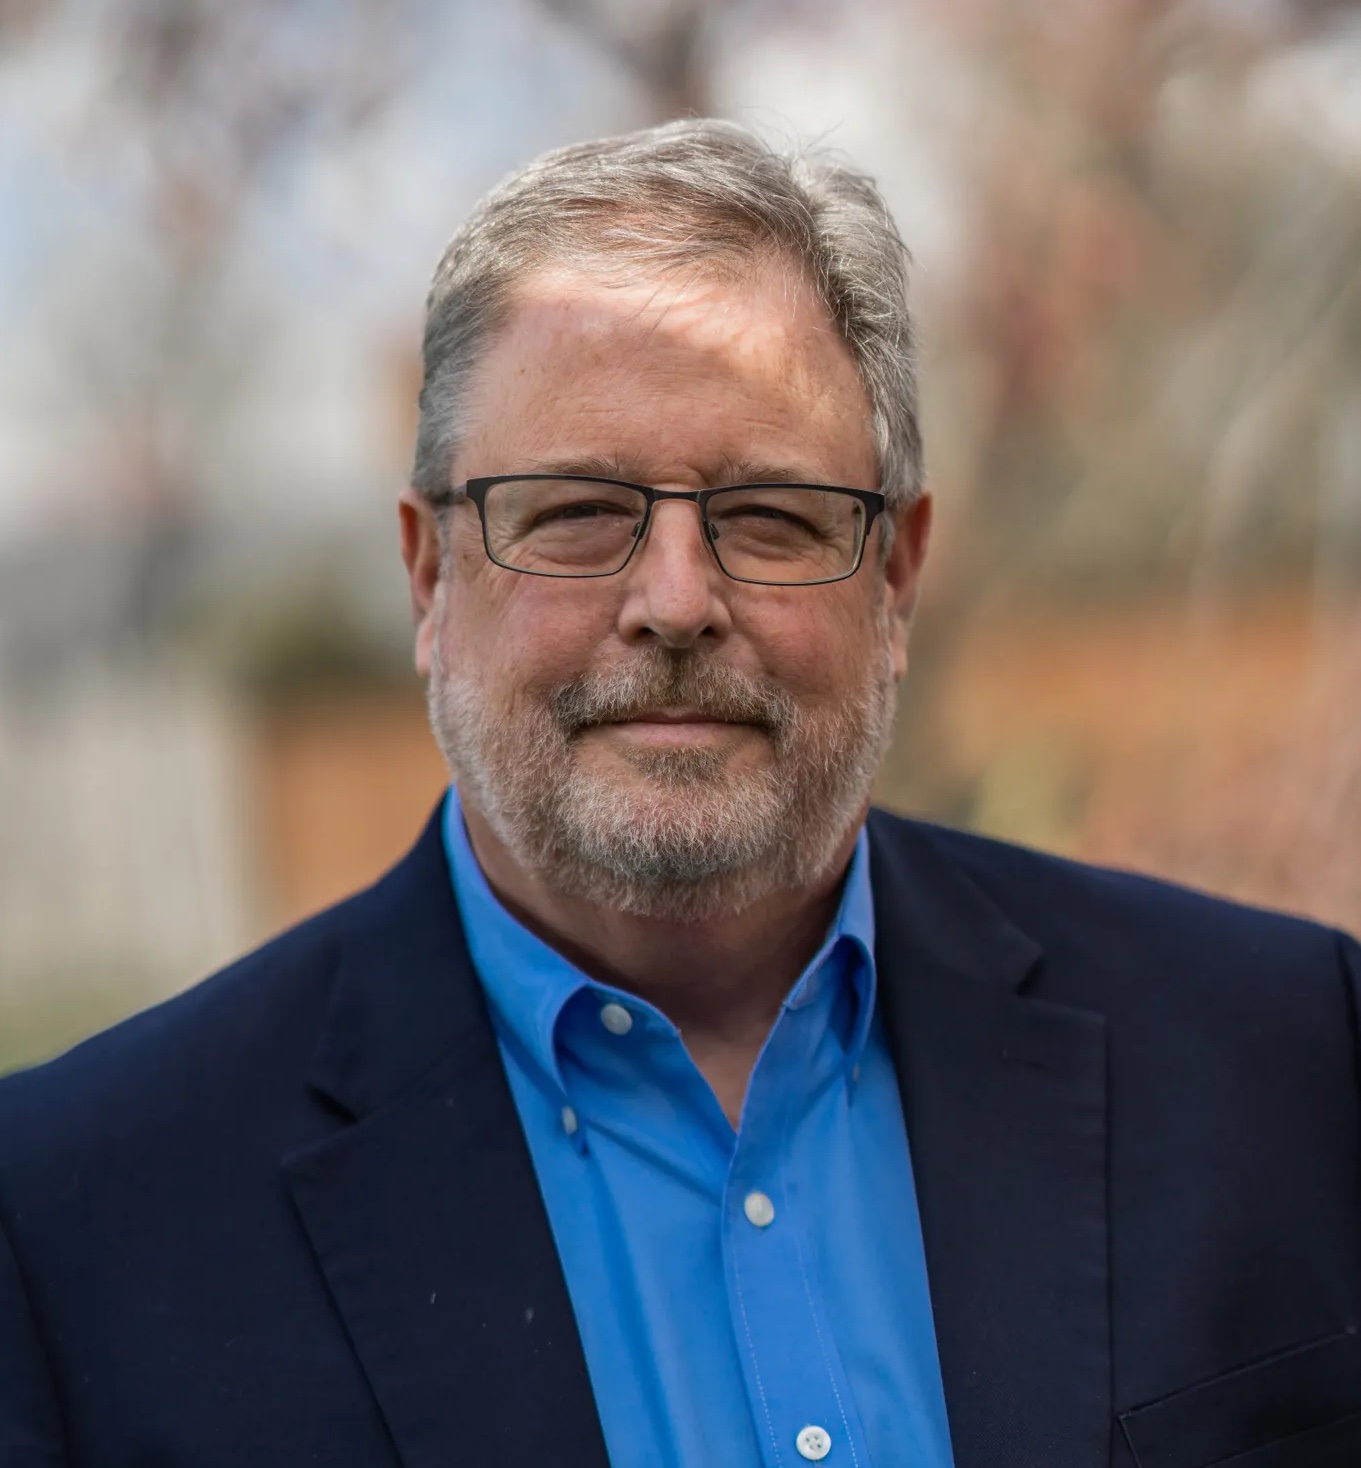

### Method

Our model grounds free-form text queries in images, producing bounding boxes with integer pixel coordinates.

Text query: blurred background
[2,0,1359,1073]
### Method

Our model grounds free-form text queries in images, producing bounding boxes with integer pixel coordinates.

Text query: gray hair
[411,118,923,511]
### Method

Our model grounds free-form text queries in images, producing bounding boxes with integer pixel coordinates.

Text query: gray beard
[427,634,897,923]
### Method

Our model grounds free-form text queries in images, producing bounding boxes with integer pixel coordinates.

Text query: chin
[582,739,766,789]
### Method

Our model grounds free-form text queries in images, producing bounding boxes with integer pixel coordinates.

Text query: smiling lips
[590,710,757,743]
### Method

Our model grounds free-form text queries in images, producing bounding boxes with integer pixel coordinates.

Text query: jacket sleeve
[1342,930,1361,1159]
[1343,931,1361,1046]
[0,1209,68,1466]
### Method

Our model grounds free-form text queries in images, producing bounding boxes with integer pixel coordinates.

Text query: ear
[398,487,443,678]
[882,491,933,681]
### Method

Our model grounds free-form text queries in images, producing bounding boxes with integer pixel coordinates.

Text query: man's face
[403,257,931,921]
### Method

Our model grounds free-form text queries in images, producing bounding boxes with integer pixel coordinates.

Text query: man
[2,119,1360,1468]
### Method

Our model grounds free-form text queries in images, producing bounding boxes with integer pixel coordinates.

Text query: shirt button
[743,1191,775,1228]
[599,1002,633,1036]
[561,1106,579,1136]
[796,1425,832,1460]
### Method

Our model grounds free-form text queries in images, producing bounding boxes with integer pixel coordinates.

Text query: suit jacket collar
[302,799,487,1121]
[286,801,611,1468]
[288,804,1111,1468]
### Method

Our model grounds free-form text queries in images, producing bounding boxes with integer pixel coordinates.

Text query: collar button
[599,1002,634,1036]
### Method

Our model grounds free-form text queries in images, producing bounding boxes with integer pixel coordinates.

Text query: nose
[615,499,732,649]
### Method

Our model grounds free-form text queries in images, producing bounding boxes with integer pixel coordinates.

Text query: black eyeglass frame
[429,474,888,586]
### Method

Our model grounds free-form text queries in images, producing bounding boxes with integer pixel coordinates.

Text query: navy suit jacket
[3,805,1361,1468]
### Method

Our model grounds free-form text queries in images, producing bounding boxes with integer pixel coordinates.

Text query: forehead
[454,260,877,487]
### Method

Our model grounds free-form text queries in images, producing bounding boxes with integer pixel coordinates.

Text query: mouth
[606,709,742,726]
[582,708,761,748]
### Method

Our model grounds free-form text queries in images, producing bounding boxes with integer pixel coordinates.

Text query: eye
[713,501,823,537]
[534,499,636,526]
[729,503,814,528]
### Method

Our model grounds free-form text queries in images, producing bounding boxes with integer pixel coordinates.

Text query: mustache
[548,649,796,735]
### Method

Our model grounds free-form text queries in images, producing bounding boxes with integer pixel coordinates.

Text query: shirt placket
[722,985,872,1468]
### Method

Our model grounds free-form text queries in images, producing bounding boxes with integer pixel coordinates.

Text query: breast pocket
[1118,1328,1361,1468]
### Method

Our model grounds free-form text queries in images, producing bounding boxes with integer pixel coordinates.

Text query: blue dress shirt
[442,787,954,1468]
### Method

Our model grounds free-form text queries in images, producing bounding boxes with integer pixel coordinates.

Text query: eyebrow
[713,454,829,486]
[523,454,647,481]
[520,453,833,487]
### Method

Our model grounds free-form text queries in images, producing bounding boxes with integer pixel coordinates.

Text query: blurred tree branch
[536,0,718,115]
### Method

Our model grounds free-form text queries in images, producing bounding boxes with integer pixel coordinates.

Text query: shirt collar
[440,784,878,1090]
[442,787,586,1096]
[781,821,877,1081]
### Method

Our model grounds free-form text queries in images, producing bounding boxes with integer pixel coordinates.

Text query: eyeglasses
[430,475,886,586]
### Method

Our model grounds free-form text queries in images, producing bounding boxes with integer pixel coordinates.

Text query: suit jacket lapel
[278,802,1108,1468]
[282,807,609,1468]
[869,813,1111,1468]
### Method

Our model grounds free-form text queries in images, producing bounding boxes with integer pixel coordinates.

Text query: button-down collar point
[599,1002,634,1036]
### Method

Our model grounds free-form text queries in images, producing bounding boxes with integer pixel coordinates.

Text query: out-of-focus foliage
[1,0,1358,1073]
[923,0,1361,596]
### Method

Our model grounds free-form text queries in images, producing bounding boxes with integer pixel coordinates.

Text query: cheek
[444,574,616,696]
[742,590,880,696]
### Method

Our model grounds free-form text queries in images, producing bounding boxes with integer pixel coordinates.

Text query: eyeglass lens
[481,478,867,584]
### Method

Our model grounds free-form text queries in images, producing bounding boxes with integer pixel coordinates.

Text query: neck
[459,799,861,1124]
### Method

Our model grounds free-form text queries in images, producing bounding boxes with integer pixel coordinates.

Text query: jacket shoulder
[866,806,1355,1010]
[0,890,358,1183]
